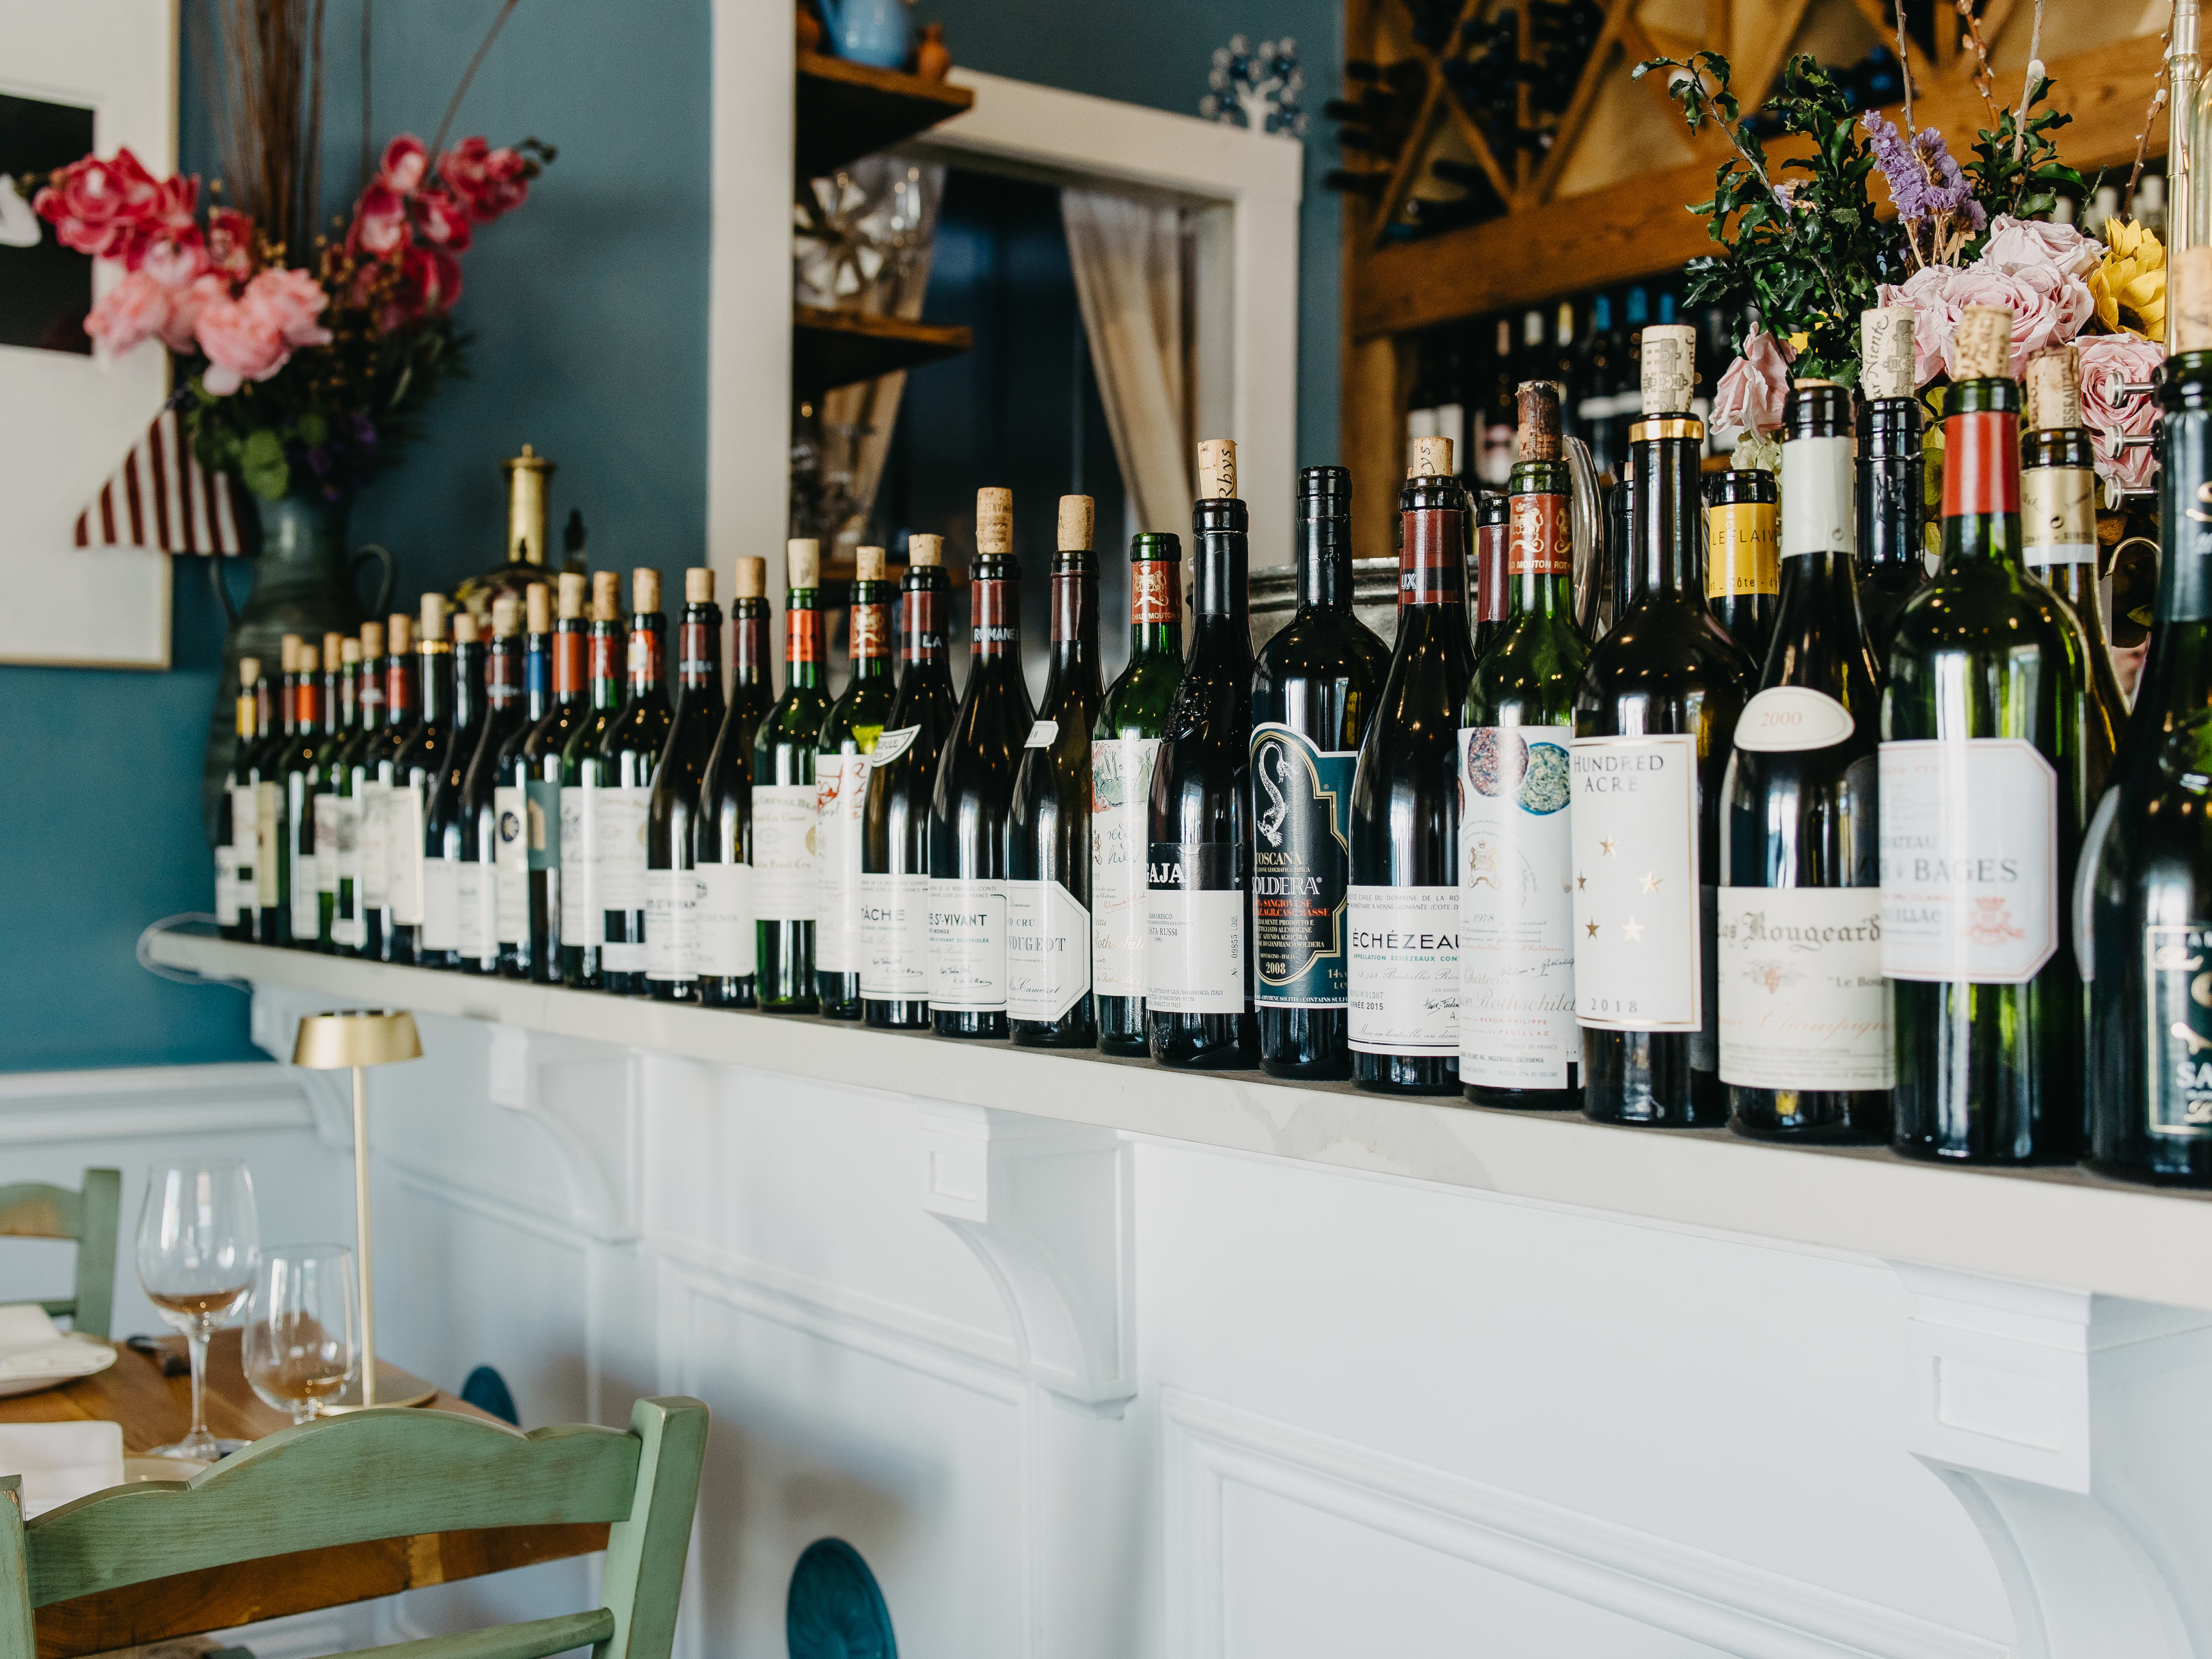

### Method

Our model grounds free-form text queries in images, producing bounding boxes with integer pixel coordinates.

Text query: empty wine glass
[242,1246,358,1424]
[137,1161,259,1460]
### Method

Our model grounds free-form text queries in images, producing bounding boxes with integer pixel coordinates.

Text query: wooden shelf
[793,305,972,393]
[796,51,974,178]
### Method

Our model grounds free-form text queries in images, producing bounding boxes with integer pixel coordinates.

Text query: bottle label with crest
[1249,724,1354,1007]
[1131,561,1179,626]
[2146,926,2212,1137]
[1145,841,1246,1013]
[1568,734,1704,1032]
[815,752,869,971]
[1717,888,1892,1089]
[1092,736,1160,997]
[1006,879,1090,1021]
[1878,738,2058,984]
[753,782,820,922]
[1460,725,1577,1087]
[853,600,889,660]
[494,786,528,944]
[930,877,1009,1011]
[1508,494,1573,577]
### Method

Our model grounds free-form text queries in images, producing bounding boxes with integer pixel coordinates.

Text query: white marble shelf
[148,927,2212,1310]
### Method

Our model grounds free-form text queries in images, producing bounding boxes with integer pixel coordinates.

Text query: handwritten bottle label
[1347,885,1460,1056]
[1459,724,1576,1087]
[1878,738,2058,984]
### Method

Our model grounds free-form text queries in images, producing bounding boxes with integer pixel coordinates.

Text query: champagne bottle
[1092,532,1184,1054]
[360,615,417,961]
[1460,385,1588,1109]
[1856,308,1928,661]
[459,595,529,974]
[1705,467,1780,666]
[419,609,487,970]
[1881,304,2085,1164]
[1009,496,1106,1047]
[646,569,725,1002]
[493,582,560,978]
[931,489,1035,1039]
[861,536,958,1026]
[696,557,771,1009]
[560,572,630,989]
[1719,377,1889,1138]
[1572,323,1756,1126]
[1350,434,1476,1093]
[1149,441,1256,1069]
[1472,490,1510,657]
[1252,466,1389,1080]
[279,642,333,950]
[218,657,262,941]
[756,540,832,1011]
[596,569,673,995]
[816,547,897,1019]
[460,445,560,610]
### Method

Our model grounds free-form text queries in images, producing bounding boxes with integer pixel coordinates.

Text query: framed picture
[0,1,177,669]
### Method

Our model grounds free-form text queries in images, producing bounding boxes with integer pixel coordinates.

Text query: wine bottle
[458,594,530,975]
[1251,466,1389,1079]
[313,635,361,951]
[1349,434,1476,1093]
[1718,377,1889,1138]
[861,537,958,1026]
[560,572,629,990]
[756,540,832,1012]
[816,547,896,1019]
[1009,497,1107,1047]
[418,608,487,971]
[931,489,1035,1039]
[1460,385,1589,1109]
[2083,271,2212,1185]
[1472,490,1510,657]
[1881,304,2085,1164]
[696,557,768,1009]
[596,568,673,996]
[2022,343,2125,805]
[257,635,302,945]
[1706,467,1779,666]
[1571,323,1756,1127]
[459,444,559,611]
[646,569,725,1002]
[279,642,333,951]
[327,631,377,955]
[1092,532,1184,1054]
[218,657,262,941]
[1857,308,1929,661]
[359,615,417,961]
[1149,441,1257,1069]
[492,582,556,978]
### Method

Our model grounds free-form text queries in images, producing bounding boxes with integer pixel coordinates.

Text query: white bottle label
[331,792,365,946]
[456,861,494,960]
[1348,885,1460,1056]
[863,871,930,999]
[1145,841,1245,1014]
[870,725,920,768]
[1878,738,2059,984]
[1717,887,1893,1089]
[358,781,390,909]
[646,865,696,982]
[559,785,599,946]
[226,783,256,921]
[420,854,458,950]
[1779,433,1854,557]
[255,780,282,908]
[1006,878,1091,1021]
[215,845,240,925]
[290,809,321,940]
[593,786,651,913]
[815,752,868,970]
[388,785,426,925]
[690,862,756,978]
[1569,734,1703,1032]
[754,783,820,922]
[1024,719,1058,748]
[312,793,341,897]
[494,785,528,945]
[2022,467,2097,565]
[1092,736,1160,997]
[1732,687,1858,753]
[930,877,1009,1012]
[1459,724,1577,1088]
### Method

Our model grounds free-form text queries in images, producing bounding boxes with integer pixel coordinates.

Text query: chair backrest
[0,1395,707,1659]
[0,1170,119,1338]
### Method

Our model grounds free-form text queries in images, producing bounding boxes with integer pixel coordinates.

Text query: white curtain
[1060,189,1192,540]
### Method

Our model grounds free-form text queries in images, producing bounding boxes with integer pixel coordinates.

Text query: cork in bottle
[1196,439,1237,501]
[685,567,714,604]
[909,533,945,568]
[1514,381,1562,462]
[631,567,662,615]
[855,546,887,581]
[1954,306,2014,381]
[732,556,767,600]
[1860,308,1917,402]
[361,622,385,659]
[590,571,622,624]
[525,581,553,634]
[2024,346,2083,431]
[975,491,1013,556]
[1058,495,1095,551]
[1640,323,1699,414]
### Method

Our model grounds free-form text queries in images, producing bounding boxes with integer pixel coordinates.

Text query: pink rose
[33,147,161,262]
[1978,214,2104,280]
[83,268,172,354]
[413,185,474,251]
[241,266,332,349]
[377,135,429,195]
[349,181,410,257]
[160,272,227,353]
[1876,265,1956,387]
[195,293,289,395]
[2078,331,2165,493]
[1712,329,1794,434]
[206,207,257,281]
[437,137,531,223]
[139,226,208,290]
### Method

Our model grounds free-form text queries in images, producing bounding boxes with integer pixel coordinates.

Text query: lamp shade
[291,1010,422,1070]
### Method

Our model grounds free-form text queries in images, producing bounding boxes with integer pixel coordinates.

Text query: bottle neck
[849,580,892,681]
[2156,358,2212,626]
[487,637,525,718]
[255,679,274,743]
[384,657,415,726]
[357,664,385,728]
[418,643,453,725]
[281,673,298,736]
[1857,399,1925,573]
[1127,556,1183,660]
[337,666,356,731]
[321,671,341,735]
[1297,509,1354,612]
[1193,501,1250,628]
[730,600,770,694]
[550,621,586,708]
[1398,479,1469,611]
[295,676,321,736]
[1505,461,1573,619]
[1048,551,1100,692]
[1938,380,2023,569]
[628,612,668,700]
[453,641,486,731]
[678,603,723,698]
[783,591,821,688]
[970,558,1020,662]
[522,632,551,719]
[2020,427,2100,582]
[235,690,257,749]
[1629,425,1705,598]
[898,572,951,681]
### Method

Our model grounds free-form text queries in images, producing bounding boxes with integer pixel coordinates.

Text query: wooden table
[0,1330,607,1659]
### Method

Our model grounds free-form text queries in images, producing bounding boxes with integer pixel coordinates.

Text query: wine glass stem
[187,1324,211,1442]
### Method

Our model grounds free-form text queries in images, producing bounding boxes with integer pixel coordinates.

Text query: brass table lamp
[291,1009,431,1407]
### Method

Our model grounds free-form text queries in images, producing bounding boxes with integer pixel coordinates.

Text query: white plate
[0,1334,118,1399]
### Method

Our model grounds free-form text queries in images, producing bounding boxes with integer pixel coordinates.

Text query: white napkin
[0,1420,125,1517]
[0,1304,104,1382]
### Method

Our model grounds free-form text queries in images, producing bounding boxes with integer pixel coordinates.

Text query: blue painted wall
[0,0,1340,1073]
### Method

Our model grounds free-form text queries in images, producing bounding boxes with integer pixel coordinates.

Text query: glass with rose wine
[242,1245,359,1423]
[137,1160,260,1460]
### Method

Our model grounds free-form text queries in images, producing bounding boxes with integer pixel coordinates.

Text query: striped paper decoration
[74,407,243,555]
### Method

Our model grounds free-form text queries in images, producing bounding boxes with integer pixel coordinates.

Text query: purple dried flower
[1861,110,1984,229]
[1771,181,1798,211]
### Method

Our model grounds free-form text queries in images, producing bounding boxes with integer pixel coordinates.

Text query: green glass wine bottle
[559,571,631,990]
[816,546,897,1018]
[755,540,832,1011]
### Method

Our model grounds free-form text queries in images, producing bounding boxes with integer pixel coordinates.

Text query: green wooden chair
[0,1170,120,1339]
[0,1396,710,1659]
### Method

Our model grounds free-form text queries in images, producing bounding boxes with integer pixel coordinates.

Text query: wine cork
[909,533,945,568]
[786,539,821,588]
[632,567,662,615]
[732,556,767,600]
[556,573,586,620]
[1410,435,1454,477]
[297,643,319,674]
[2025,346,2083,431]
[281,634,302,672]
[1058,495,1095,551]
[1197,439,1237,500]
[453,612,479,646]
[361,621,384,658]
[238,657,261,688]
[591,570,622,624]
[388,615,414,653]
[1641,323,1698,414]
[1861,308,1917,401]
[975,490,1013,556]
[1955,305,2013,381]
[341,638,362,666]
[321,631,344,668]
[2176,245,2212,351]
[855,546,887,581]
[1515,381,1562,462]
[685,567,714,604]
[419,594,446,642]
[490,593,518,638]
[526,581,552,634]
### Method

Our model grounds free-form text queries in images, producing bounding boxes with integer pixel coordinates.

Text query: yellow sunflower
[2091,218,2166,340]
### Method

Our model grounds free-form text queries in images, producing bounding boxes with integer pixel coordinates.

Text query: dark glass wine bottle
[1472,490,1510,657]
[2083,334,2212,1185]
[1092,533,1184,1055]
[1251,467,1389,1080]
[1705,468,1779,667]
[304,632,353,948]
[1881,304,2084,1164]
[755,542,832,1011]
[594,569,673,996]
[361,615,418,961]
[728,563,776,756]
[257,634,302,945]
[218,657,262,941]
[1149,441,1257,1069]
[1856,306,1928,662]
[1009,497,1107,1047]
[417,609,488,970]
[646,569,725,1002]
[1460,385,1588,1110]
[456,596,528,974]
[695,556,769,1009]
[1349,435,1476,1093]
[279,642,333,951]
[931,489,1035,1040]
[318,635,366,952]
[560,571,630,990]
[816,547,897,1019]
[492,582,558,978]
[861,536,959,1026]
[1718,378,1889,1139]
[1572,323,1756,1127]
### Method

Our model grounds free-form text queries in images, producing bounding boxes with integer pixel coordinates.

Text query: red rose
[413,185,474,251]
[207,207,257,281]
[378,242,463,331]
[437,137,531,224]
[33,147,162,262]
[376,135,429,195]
[348,181,410,259]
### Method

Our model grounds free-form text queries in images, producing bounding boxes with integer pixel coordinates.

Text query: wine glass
[242,1246,358,1424]
[137,1161,260,1460]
